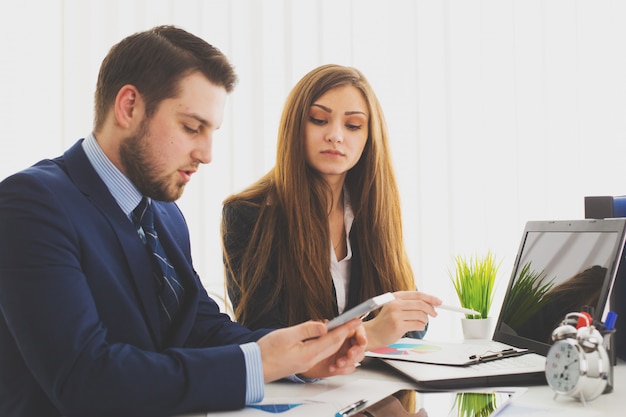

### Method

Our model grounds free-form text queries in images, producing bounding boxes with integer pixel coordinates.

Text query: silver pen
[335,398,367,417]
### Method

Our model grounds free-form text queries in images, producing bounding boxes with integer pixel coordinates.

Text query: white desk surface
[182,356,625,416]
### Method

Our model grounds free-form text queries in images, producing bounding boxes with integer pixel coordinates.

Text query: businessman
[0,26,366,417]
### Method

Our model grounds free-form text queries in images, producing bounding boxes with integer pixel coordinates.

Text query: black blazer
[222,199,426,339]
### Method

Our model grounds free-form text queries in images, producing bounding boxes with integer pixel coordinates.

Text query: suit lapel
[62,140,163,345]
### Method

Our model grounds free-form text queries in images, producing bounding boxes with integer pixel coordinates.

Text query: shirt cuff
[286,374,320,383]
[240,342,264,404]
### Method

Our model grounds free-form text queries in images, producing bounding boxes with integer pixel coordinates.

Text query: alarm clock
[545,312,611,404]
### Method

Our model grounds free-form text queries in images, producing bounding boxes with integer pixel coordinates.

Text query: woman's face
[304,85,369,183]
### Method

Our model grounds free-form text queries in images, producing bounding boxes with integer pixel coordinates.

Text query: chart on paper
[366,338,498,366]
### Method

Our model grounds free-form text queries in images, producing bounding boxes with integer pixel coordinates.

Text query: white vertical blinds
[2,0,626,338]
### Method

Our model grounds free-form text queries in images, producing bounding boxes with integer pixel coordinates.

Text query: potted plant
[449,251,500,339]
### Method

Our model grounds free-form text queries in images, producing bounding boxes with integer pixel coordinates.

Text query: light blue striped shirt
[81,133,264,404]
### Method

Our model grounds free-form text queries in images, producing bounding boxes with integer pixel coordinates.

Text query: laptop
[370,218,626,389]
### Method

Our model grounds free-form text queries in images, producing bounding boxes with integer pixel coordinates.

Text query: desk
[188,357,625,416]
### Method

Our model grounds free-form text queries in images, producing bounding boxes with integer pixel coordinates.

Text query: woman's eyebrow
[311,103,332,113]
[311,103,367,117]
[345,110,367,117]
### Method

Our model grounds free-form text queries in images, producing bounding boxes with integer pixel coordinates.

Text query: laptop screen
[494,219,626,355]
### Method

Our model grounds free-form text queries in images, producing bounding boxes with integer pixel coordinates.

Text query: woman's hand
[362,291,441,350]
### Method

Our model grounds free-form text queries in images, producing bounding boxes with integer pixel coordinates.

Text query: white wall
[2,0,626,339]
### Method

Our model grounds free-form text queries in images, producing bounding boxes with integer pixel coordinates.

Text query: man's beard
[119,119,186,202]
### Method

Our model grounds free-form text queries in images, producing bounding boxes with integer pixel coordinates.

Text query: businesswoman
[222,64,440,350]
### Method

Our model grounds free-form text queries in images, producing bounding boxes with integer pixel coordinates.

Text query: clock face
[546,339,581,394]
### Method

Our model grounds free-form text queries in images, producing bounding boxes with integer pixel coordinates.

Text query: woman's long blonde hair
[222,64,415,327]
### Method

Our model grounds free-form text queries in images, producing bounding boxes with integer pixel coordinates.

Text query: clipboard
[366,338,532,367]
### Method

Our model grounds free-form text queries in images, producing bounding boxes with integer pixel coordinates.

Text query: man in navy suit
[0,26,366,417]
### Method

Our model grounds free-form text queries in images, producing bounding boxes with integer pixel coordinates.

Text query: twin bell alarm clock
[545,312,612,404]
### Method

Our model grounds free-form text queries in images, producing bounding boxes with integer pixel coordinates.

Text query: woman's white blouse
[330,190,354,313]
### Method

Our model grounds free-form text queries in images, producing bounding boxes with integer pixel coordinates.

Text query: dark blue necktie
[133,197,184,333]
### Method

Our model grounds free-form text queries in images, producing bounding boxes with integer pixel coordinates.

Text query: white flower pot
[461,317,494,339]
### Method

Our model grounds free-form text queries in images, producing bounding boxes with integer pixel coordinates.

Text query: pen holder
[602,328,616,394]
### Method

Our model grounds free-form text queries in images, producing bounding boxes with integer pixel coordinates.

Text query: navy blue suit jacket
[0,140,270,417]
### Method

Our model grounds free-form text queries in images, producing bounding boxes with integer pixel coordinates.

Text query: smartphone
[351,388,521,417]
[326,292,395,331]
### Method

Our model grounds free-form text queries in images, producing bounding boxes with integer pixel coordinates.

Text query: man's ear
[114,85,142,129]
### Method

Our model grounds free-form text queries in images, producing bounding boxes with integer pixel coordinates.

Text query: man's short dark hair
[94,25,237,130]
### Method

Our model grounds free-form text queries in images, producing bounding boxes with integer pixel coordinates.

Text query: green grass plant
[452,392,497,417]
[450,252,500,319]
[500,262,555,331]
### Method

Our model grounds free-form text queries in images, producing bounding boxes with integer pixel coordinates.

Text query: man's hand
[257,318,366,383]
